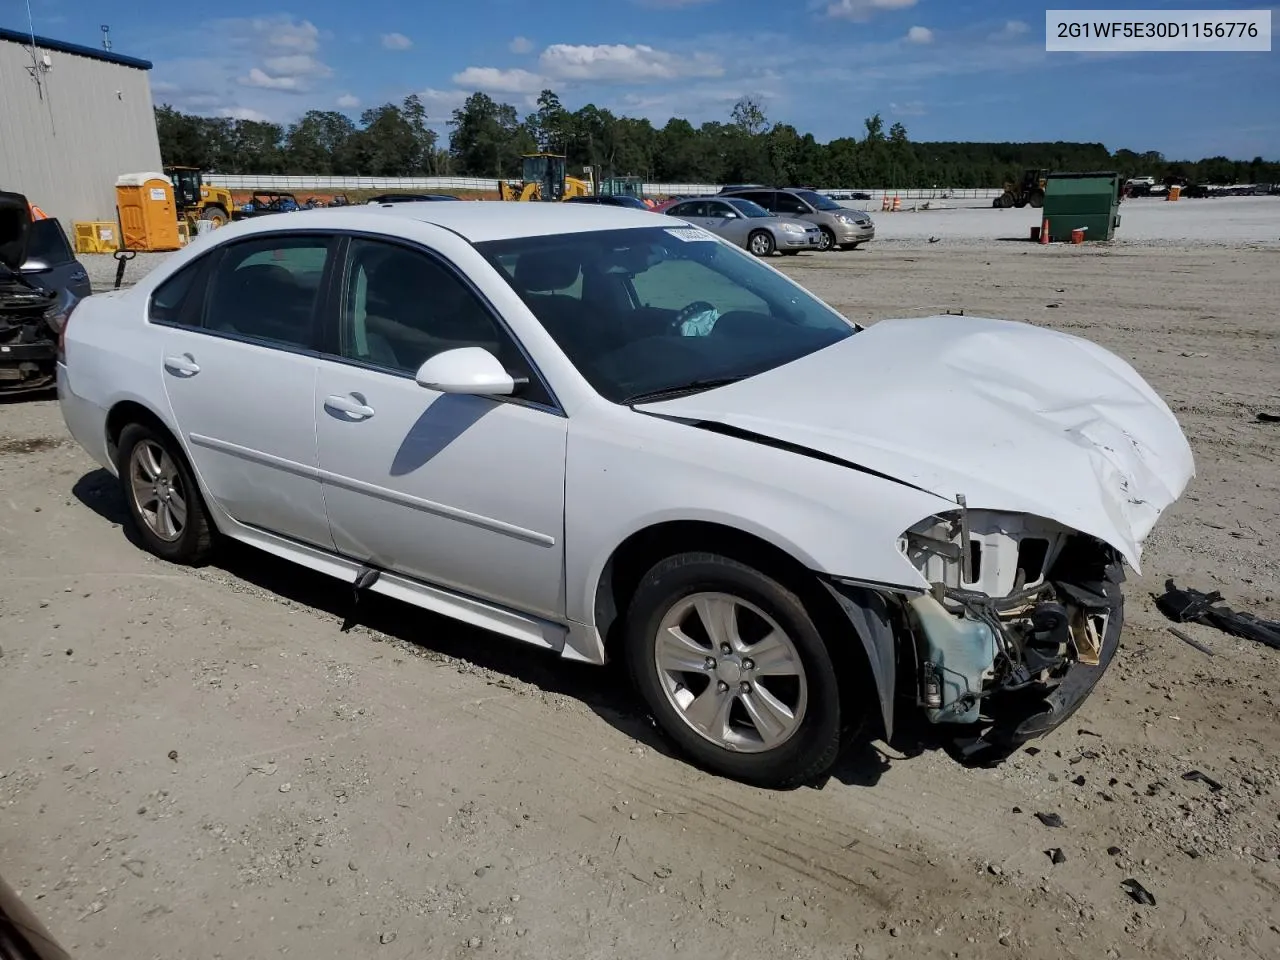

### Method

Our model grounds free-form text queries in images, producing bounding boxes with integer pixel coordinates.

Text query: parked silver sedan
[663,196,822,256]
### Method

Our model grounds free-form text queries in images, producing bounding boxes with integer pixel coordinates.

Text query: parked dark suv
[719,187,875,251]
[1,192,91,394]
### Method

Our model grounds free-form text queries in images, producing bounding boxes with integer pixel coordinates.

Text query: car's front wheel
[748,230,775,257]
[816,228,836,251]
[625,553,843,787]
[116,422,215,565]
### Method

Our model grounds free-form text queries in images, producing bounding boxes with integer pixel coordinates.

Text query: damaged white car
[57,204,1194,787]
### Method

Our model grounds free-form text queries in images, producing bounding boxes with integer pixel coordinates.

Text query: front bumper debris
[901,509,1126,759]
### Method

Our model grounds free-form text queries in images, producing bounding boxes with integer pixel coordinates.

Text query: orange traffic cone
[1040,217,1050,244]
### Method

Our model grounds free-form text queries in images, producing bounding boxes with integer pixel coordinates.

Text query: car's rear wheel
[748,230,775,257]
[116,422,215,565]
[816,228,836,251]
[625,553,843,787]
[200,207,227,227]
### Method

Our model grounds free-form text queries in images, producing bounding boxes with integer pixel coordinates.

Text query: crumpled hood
[637,315,1195,571]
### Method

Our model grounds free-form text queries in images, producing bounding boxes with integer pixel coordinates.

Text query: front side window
[724,199,772,219]
[795,190,846,212]
[204,235,330,349]
[23,219,75,266]
[338,238,545,402]
[479,227,855,404]
[668,201,707,218]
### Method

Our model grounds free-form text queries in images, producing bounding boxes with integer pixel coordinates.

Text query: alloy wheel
[129,439,188,542]
[653,592,809,753]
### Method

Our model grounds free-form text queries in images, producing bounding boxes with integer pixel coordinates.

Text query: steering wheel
[671,300,718,335]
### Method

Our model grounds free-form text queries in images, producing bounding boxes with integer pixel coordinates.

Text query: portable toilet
[115,173,182,252]
[1042,171,1123,242]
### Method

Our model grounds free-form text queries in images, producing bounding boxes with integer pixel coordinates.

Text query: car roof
[185,201,671,246]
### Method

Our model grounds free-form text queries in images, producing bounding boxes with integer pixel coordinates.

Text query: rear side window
[203,236,331,350]
[149,261,208,327]
[773,193,811,215]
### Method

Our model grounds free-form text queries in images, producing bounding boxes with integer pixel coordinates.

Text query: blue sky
[19,0,1279,157]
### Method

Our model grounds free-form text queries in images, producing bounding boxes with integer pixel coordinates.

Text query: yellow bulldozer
[993,168,1047,209]
[497,154,591,202]
[165,166,236,227]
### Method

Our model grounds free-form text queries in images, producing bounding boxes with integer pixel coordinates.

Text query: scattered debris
[167,750,178,762]
[1167,626,1214,657]
[1035,812,1065,828]
[1047,848,1067,864]
[1181,770,1224,793]
[1156,580,1280,650]
[1121,878,1156,906]
[1256,412,1280,423]
[1106,846,1124,857]
[379,932,397,945]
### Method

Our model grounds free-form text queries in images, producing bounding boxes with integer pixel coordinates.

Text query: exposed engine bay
[900,507,1124,757]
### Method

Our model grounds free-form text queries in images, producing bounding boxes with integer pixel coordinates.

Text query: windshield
[795,190,844,211]
[478,226,856,404]
[725,198,772,219]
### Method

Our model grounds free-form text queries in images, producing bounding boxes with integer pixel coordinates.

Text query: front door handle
[163,354,200,376]
[324,394,375,419]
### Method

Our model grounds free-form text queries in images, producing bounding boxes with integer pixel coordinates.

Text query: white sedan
[57,203,1194,786]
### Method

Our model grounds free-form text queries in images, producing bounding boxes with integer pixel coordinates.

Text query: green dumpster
[1042,171,1122,242]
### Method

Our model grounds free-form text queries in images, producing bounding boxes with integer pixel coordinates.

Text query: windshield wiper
[625,377,746,405]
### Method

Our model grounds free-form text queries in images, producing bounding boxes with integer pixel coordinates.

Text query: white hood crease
[638,315,1196,574]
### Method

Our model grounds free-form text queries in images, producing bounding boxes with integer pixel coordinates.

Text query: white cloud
[223,16,320,53]
[539,43,723,83]
[826,0,916,21]
[508,36,534,54]
[890,100,926,116]
[381,32,413,50]
[633,0,718,6]
[416,88,470,121]
[239,67,303,91]
[336,93,360,108]
[219,106,272,122]
[452,66,548,94]
[905,26,933,44]
[263,54,332,78]
[992,20,1030,39]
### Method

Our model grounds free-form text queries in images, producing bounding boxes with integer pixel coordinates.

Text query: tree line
[155,92,1279,188]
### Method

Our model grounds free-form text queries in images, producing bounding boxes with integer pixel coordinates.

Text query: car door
[312,233,568,620]
[772,191,816,226]
[154,232,335,549]
[703,200,752,246]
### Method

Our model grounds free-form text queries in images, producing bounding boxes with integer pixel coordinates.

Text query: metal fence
[205,174,1003,200]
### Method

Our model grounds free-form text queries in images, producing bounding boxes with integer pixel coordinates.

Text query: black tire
[115,422,215,565]
[1029,191,1045,209]
[747,230,775,257]
[817,228,837,251]
[624,552,844,788]
[200,206,228,227]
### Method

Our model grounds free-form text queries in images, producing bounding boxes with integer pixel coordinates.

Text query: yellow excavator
[165,166,236,227]
[497,154,591,202]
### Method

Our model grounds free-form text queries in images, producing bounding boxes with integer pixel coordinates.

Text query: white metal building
[0,25,162,231]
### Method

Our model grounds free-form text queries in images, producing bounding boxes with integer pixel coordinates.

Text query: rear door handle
[324,394,375,419]
[163,354,200,376]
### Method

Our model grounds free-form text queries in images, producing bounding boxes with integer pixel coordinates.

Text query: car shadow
[0,386,56,404]
[72,467,966,793]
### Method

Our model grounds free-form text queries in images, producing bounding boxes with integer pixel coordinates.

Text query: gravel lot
[3,202,1279,959]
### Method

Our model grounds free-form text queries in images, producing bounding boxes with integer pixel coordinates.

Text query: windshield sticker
[665,226,716,242]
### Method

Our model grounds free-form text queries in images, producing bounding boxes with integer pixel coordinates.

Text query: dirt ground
[2,229,1279,960]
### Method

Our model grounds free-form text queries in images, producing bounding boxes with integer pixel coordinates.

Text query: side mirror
[415,347,519,396]
[722,211,739,219]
